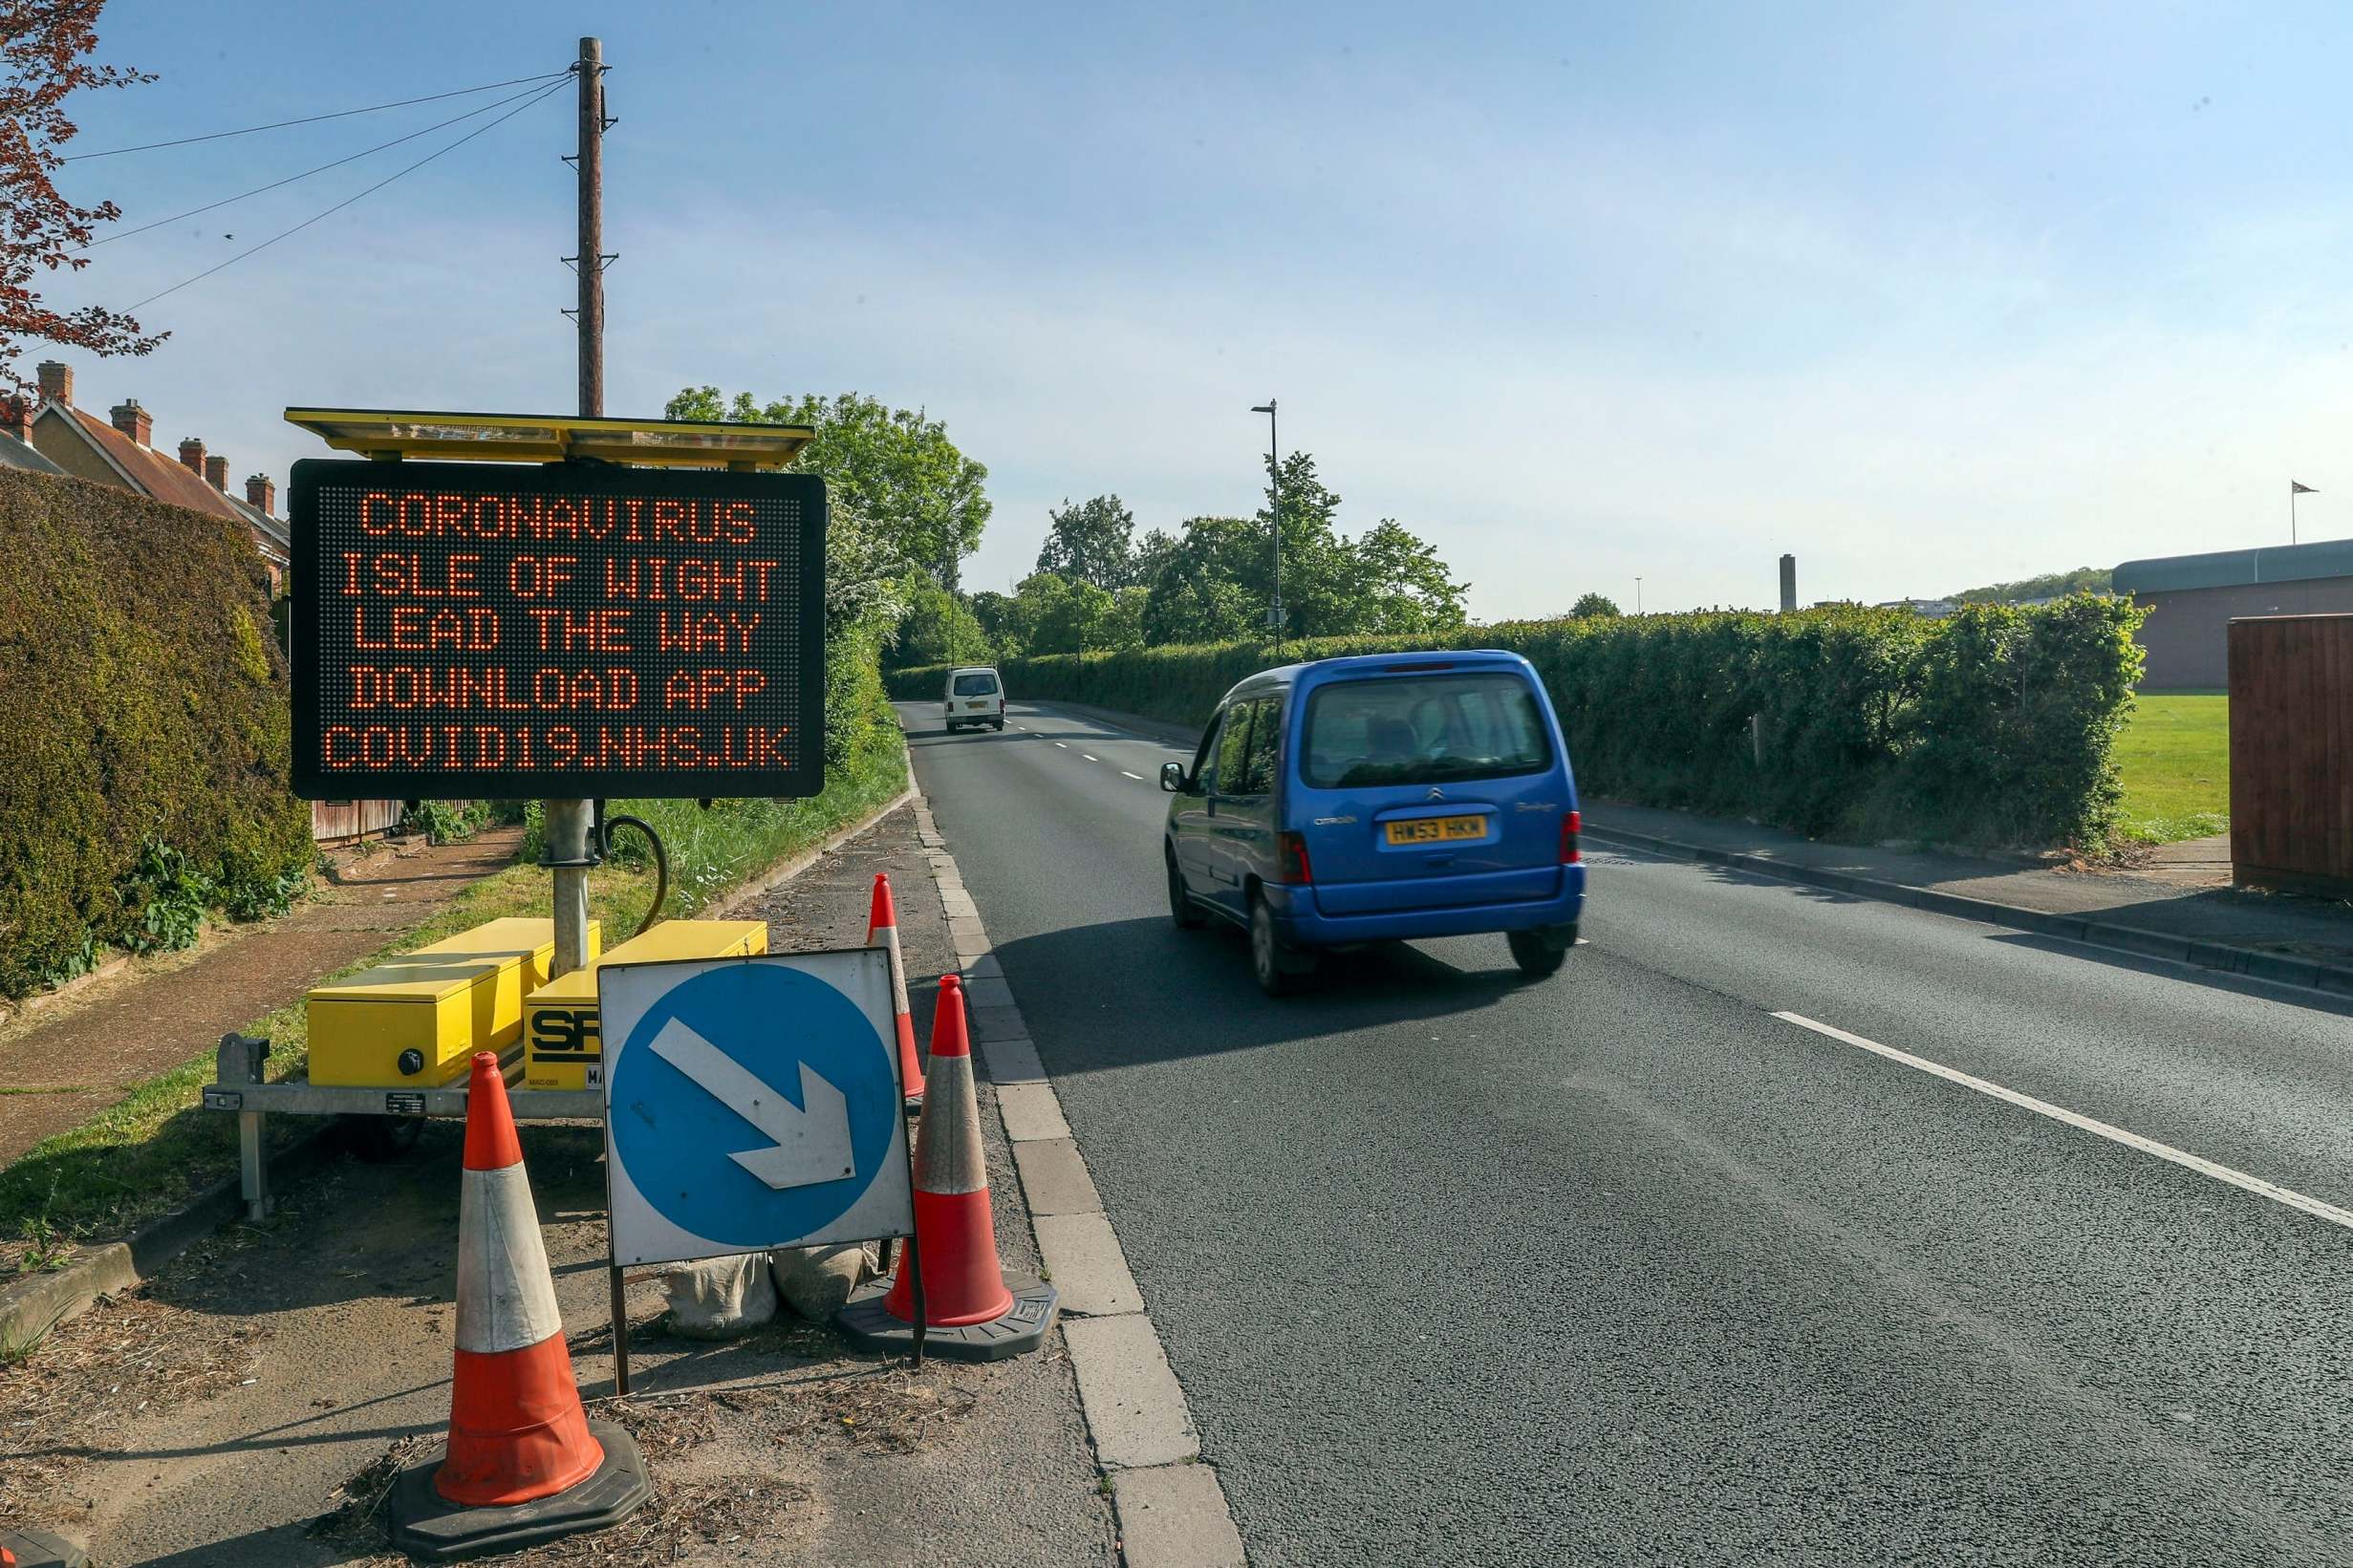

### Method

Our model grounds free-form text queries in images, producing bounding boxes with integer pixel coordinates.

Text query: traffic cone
[867,872,924,1109]
[835,975,1057,1361]
[384,1054,650,1560]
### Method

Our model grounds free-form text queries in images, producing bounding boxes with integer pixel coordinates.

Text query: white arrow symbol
[647,1018,854,1191]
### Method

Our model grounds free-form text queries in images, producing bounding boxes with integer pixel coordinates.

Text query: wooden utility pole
[549,34,607,981]
[575,34,604,419]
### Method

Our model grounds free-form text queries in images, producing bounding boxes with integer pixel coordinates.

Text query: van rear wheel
[1250,893,1315,996]
[1508,930,1566,978]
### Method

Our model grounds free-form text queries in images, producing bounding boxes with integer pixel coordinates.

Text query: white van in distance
[944,666,1006,732]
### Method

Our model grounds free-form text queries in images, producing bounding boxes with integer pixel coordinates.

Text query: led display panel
[291,459,827,800]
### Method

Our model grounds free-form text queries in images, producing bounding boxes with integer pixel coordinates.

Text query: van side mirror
[1159,762,1190,794]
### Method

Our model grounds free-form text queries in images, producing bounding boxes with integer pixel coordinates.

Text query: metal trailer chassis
[203,1032,601,1222]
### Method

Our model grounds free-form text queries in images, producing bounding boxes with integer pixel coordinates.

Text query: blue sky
[44,2,2353,614]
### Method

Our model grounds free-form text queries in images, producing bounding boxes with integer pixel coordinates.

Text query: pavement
[0,827,526,1167]
[902,698,2353,1566]
[1582,802,2353,968]
[0,805,1115,1566]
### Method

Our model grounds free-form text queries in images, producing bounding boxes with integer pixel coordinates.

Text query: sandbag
[658,1253,778,1339]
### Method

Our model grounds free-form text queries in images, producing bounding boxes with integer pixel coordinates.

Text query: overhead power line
[80,79,569,251]
[127,77,570,311]
[64,71,570,161]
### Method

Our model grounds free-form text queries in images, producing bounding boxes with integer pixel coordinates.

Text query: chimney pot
[205,454,228,491]
[110,399,152,446]
[34,361,71,407]
[178,437,205,474]
[246,473,276,513]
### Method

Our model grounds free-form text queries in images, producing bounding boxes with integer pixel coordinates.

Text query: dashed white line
[1053,741,1068,749]
[1081,754,1099,763]
[1121,771,1144,781]
[1772,1011,2353,1232]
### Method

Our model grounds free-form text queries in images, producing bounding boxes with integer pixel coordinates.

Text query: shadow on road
[991,914,1535,1078]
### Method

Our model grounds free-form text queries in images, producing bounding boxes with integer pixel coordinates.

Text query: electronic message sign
[291,460,826,800]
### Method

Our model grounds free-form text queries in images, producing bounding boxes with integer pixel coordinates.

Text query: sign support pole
[552,37,605,987]
[572,32,626,1388]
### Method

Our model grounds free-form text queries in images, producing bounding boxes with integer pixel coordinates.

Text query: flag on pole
[2293,481,2318,494]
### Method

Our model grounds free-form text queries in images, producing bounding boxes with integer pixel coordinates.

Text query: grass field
[2112,691,2228,845]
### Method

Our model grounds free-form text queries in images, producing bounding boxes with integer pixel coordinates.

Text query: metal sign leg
[609,1257,631,1395]
[905,1233,927,1369]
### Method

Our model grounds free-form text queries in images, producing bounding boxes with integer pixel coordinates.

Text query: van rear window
[1301,673,1551,789]
[952,673,999,696]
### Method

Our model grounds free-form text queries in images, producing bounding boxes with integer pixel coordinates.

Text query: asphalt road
[900,698,2353,1568]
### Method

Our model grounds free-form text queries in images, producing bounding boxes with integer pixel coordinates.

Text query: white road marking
[1054,741,1068,748]
[1121,770,1144,781]
[1772,1011,2353,1232]
[1082,754,1099,763]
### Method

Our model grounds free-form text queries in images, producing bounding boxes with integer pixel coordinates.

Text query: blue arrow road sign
[598,949,913,1268]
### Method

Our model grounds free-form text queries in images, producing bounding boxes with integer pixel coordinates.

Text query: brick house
[15,359,291,591]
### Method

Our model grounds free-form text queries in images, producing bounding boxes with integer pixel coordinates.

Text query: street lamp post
[1252,399,1281,656]
[1635,576,1643,615]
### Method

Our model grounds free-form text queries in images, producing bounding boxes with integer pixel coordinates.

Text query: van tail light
[1277,830,1313,885]
[1560,810,1582,866]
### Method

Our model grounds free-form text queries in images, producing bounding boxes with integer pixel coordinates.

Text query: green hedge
[0,469,313,997]
[888,598,2146,848]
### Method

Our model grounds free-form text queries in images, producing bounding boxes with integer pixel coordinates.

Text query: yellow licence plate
[1387,814,1484,846]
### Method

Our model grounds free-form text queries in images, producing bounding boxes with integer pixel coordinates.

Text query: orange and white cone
[384,1054,649,1559]
[867,872,924,1109]
[836,974,1056,1360]
[439,1053,601,1506]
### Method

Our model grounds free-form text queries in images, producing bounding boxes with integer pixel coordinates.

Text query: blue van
[1159,650,1584,995]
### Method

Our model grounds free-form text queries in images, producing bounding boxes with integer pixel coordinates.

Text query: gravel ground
[0,805,1114,1566]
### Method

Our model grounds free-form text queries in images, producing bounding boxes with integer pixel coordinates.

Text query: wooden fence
[310,799,403,846]
[2229,613,2353,895]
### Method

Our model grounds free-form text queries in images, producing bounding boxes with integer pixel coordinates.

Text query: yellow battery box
[307,917,603,1087]
[524,919,768,1092]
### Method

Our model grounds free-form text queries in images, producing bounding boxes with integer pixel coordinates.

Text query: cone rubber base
[383,1419,651,1562]
[0,1527,90,1568]
[834,1276,1058,1362]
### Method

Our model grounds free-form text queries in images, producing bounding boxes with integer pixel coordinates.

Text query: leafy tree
[1949,567,2112,606]
[1569,591,1621,618]
[894,578,991,668]
[1104,585,1150,650]
[1253,451,1348,636]
[1036,494,1138,589]
[967,589,1025,655]
[1135,455,1467,644]
[1007,572,1147,655]
[1141,515,1263,644]
[0,1,164,391]
[1132,526,1180,595]
[1340,519,1469,633]
[665,388,989,585]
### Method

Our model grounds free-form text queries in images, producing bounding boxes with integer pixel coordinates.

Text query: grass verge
[0,731,908,1260]
[2113,692,2228,846]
